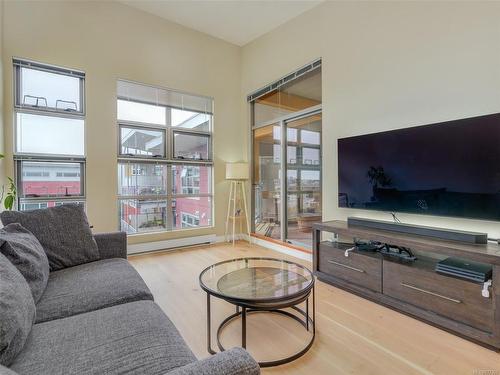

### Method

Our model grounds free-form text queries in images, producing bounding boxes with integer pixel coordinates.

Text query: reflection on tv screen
[338,113,500,221]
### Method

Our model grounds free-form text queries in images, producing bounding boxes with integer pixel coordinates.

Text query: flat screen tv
[338,113,500,221]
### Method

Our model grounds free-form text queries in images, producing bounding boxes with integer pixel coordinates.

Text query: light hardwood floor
[129,241,500,375]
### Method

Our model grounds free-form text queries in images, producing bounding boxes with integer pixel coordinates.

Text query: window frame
[14,58,85,117]
[117,109,213,163]
[14,110,85,158]
[172,129,212,161]
[13,58,87,211]
[15,157,86,201]
[118,198,169,234]
[118,123,167,158]
[117,160,213,233]
[116,80,214,235]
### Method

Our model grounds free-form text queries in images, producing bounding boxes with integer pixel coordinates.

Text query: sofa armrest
[166,348,260,375]
[94,232,127,260]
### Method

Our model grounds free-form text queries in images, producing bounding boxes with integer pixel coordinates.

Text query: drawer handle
[401,282,462,304]
[328,260,365,273]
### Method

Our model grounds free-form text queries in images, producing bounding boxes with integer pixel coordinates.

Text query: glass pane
[252,124,281,240]
[172,165,211,195]
[301,170,321,191]
[286,114,322,248]
[174,133,209,160]
[117,163,167,196]
[171,108,211,131]
[117,99,166,125]
[302,147,320,165]
[117,80,213,115]
[172,197,212,229]
[119,199,167,233]
[253,67,321,126]
[301,130,320,145]
[20,202,48,211]
[274,145,297,164]
[19,200,84,211]
[20,161,82,197]
[272,127,297,142]
[16,113,84,156]
[287,169,298,192]
[120,126,165,157]
[20,67,81,112]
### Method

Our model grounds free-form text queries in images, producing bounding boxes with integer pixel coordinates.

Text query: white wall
[242,1,500,238]
[2,1,243,243]
[3,1,500,241]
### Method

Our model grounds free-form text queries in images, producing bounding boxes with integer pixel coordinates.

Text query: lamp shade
[226,163,249,180]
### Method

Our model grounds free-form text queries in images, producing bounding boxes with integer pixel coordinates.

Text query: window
[16,113,84,156]
[301,130,320,145]
[20,202,48,211]
[118,162,167,196]
[14,59,86,211]
[118,199,168,233]
[117,80,213,234]
[174,198,211,229]
[173,132,210,160]
[120,125,165,157]
[18,161,83,198]
[181,212,200,228]
[117,99,166,125]
[20,200,84,211]
[172,108,211,131]
[15,61,84,114]
[172,165,212,195]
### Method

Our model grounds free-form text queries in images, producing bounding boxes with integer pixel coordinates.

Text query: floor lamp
[225,162,250,245]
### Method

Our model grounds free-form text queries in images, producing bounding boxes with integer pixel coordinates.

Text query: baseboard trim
[250,236,312,262]
[127,232,311,262]
[214,234,251,243]
[128,234,218,255]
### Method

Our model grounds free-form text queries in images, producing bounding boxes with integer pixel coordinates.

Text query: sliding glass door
[251,111,322,249]
[249,60,322,250]
[253,123,281,241]
[285,113,322,248]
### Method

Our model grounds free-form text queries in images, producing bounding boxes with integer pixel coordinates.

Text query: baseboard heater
[128,234,217,255]
[347,217,488,244]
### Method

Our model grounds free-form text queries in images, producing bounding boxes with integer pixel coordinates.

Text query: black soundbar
[347,217,488,244]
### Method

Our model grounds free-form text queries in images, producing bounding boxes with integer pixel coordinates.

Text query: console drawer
[318,242,382,292]
[383,260,494,333]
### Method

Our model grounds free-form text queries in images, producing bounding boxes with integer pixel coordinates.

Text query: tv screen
[338,113,500,221]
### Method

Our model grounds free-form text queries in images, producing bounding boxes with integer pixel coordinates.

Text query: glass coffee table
[199,257,315,367]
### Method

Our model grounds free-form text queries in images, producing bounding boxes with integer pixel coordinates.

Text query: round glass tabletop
[199,257,314,302]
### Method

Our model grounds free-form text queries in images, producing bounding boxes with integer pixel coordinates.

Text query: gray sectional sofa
[0,205,259,375]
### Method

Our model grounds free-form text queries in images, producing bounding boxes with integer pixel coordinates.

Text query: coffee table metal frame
[199,257,315,368]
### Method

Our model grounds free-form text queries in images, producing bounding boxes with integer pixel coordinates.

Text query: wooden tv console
[312,221,500,350]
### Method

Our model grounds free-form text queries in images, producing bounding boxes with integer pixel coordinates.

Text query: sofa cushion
[0,204,100,271]
[0,223,49,303]
[10,301,196,375]
[0,364,19,375]
[0,254,36,366]
[35,258,153,323]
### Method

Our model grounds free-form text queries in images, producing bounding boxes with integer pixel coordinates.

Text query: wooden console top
[313,220,500,265]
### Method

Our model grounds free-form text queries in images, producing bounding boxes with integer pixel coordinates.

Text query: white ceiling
[118,0,323,46]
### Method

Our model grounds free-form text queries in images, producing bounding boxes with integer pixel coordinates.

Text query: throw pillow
[1,204,100,271]
[0,223,50,303]
[0,253,36,366]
